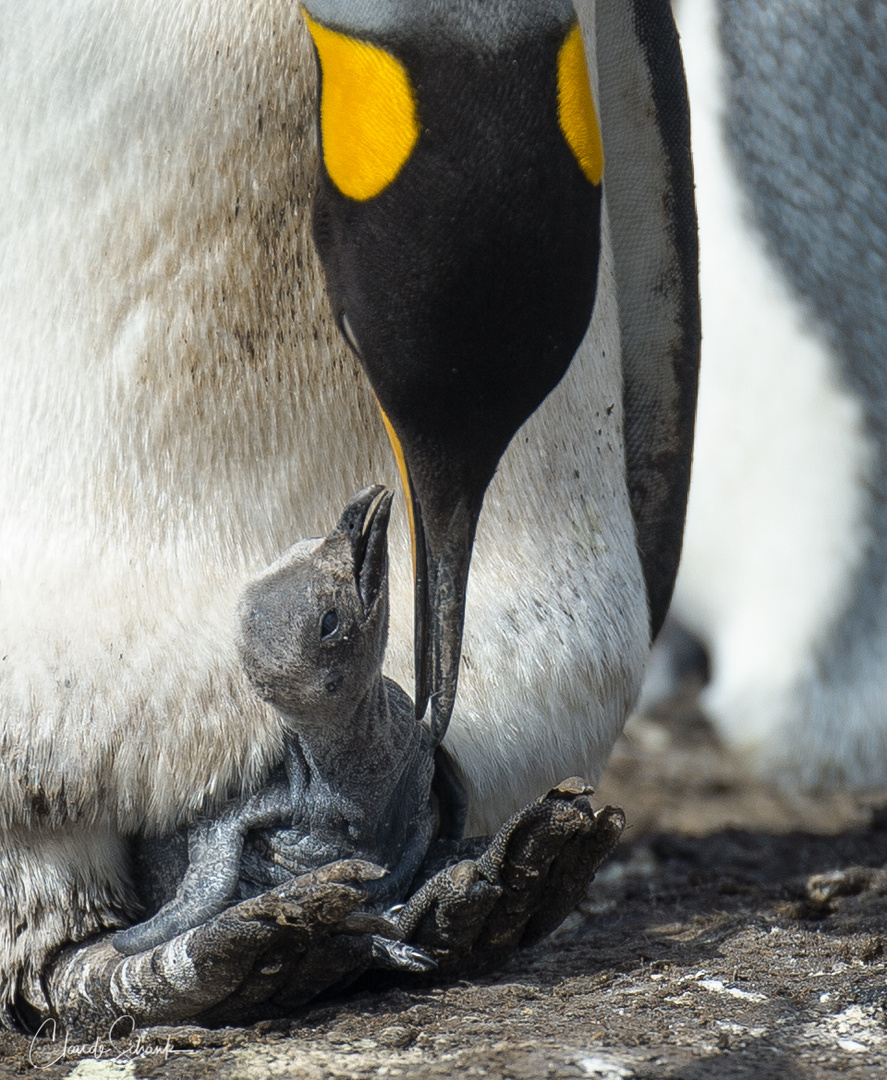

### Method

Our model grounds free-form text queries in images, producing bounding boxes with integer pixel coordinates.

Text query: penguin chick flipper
[111,857,240,956]
[395,782,625,976]
[43,875,368,1035]
[115,784,297,955]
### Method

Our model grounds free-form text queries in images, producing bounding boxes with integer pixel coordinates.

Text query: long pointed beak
[402,470,483,746]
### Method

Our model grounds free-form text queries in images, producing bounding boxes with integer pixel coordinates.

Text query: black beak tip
[335,484,390,544]
[336,485,394,614]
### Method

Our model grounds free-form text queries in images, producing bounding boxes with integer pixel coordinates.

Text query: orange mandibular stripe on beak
[375,396,417,578]
[373,395,432,722]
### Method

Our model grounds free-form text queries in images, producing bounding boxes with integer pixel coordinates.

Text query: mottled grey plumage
[114,487,438,960]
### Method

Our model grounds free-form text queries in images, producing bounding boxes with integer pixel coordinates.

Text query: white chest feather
[0,0,647,837]
[671,0,881,779]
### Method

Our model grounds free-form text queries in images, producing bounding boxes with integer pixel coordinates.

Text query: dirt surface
[4,689,887,1079]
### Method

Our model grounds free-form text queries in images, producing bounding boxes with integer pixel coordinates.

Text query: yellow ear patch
[303,11,421,201]
[557,24,604,185]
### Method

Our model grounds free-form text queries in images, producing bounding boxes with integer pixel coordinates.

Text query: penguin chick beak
[333,485,393,615]
[331,479,470,747]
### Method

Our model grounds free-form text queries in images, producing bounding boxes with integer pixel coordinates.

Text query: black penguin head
[302,1,604,741]
[237,486,393,729]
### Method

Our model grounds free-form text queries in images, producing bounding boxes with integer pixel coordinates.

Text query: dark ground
[4,687,887,1079]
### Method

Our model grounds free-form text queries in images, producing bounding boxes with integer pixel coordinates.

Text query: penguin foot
[393,780,625,976]
[32,794,622,1031]
[40,861,384,1035]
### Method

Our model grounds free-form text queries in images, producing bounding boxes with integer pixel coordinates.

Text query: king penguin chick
[113,486,438,959]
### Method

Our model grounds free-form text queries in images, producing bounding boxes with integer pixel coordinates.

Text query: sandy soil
[3,688,887,1079]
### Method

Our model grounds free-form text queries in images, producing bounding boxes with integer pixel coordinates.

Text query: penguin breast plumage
[664,0,887,787]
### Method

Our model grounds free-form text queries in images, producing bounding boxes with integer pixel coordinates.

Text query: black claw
[371,936,437,972]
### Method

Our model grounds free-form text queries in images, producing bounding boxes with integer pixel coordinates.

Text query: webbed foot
[40,861,387,1034]
[394,779,625,976]
[34,788,622,1031]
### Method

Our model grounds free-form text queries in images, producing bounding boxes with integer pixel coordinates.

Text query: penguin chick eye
[320,609,339,639]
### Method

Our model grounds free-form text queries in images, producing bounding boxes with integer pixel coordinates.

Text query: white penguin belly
[0,0,646,852]
[669,0,879,780]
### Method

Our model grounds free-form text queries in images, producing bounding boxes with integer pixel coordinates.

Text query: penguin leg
[113,783,297,955]
[393,781,625,976]
[42,861,385,1035]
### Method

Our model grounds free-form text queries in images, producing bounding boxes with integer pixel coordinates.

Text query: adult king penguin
[656,0,887,788]
[0,0,697,1021]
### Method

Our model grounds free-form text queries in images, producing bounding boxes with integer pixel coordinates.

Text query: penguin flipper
[114,784,296,955]
[594,0,700,636]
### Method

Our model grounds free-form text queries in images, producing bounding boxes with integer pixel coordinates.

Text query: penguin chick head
[236,486,393,731]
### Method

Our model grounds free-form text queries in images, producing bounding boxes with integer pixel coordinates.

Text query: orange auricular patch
[557,23,604,185]
[374,396,418,577]
[302,10,421,201]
